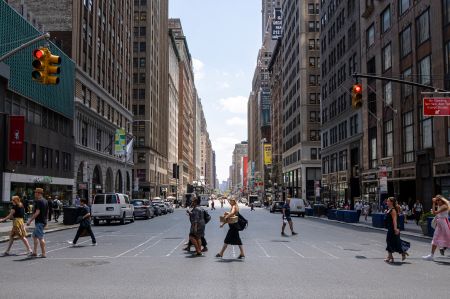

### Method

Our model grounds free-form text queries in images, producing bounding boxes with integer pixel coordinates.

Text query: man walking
[413,199,423,225]
[68,198,96,246]
[355,201,362,219]
[53,196,62,222]
[26,188,48,258]
[281,197,298,236]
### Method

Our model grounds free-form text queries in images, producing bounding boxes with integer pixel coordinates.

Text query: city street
[0,203,448,299]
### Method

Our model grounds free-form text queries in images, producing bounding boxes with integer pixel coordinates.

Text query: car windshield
[132,201,144,206]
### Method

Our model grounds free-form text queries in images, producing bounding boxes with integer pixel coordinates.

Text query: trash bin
[327,209,337,220]
[313,204,327,217]
[372,213,386,228]
[398,214,405,231]
[0,202,11,218]
[344,210,359,223]
[336,210,345,221]
[63,207,80,225]
[305,207,314,216]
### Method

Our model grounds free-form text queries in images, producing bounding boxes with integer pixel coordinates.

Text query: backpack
[203,209,211,224]
[53,200,59,209]
[237,213,248,231]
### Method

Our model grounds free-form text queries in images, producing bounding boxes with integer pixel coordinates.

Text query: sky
[169,0,261,182]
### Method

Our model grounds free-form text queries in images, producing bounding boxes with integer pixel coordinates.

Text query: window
[420,110,433,149]
[55,150,59,170]
[366,24,375,48]
[446,41,450,89]
[381,6,391,33]
[416,9,430,45]
[96,129,102,151]
[137,153,146,163]
[308,21,316,32]
[310,130,320,141]
[350,115,358,135]
[309,57,317,68]
[140,42,146,52]
[31,144,36,167]
[311,148,318,160]
[418,55,431,85]
[140,12,146,21]
[140,27,146,36]
[403,111,414,163]
[339,150,347,171]
[384,82,392,106]
[139,58,146,67]
[308,3,315,14]
[81,121,88,146]
[399,0,411,15]
[384,120,393,157]
[382,43,392,71]
[400,26,411,57]
[137,169,146,182]
[309,39,315,50]
[309,93,317,104]
[445,0,450,25]
[369,128,377,169]
[402,67,412,97]
[62,152,71,172]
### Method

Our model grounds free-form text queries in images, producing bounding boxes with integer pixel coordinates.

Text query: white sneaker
[67,241,75,247]
[422,254,434,261]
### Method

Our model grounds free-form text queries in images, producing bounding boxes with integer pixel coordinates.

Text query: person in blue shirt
[282,197,298,236]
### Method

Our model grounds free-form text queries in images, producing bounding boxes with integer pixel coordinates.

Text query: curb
[0,225,78,243]
[305,216,432,240]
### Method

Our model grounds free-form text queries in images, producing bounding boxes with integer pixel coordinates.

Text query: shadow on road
[215,258,244,263]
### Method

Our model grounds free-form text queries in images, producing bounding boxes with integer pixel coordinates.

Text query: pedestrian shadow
[215,258,244,263]
[184,254,205,259]
[434,258,450,266]
[12,256,38,262]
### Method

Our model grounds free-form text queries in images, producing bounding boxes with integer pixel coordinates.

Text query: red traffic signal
[352,84,363,109]
[353,84,362,93]
[32,49,45,59]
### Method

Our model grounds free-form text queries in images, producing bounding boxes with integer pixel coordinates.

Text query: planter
[426,217,435,237]
[420,222,428,236]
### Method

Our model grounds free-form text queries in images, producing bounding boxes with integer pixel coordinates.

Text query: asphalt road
[0,204,448,299]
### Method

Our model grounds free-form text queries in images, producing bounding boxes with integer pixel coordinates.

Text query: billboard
[243,156,248,190]
[9,115,25,161]
[272,8,283,40]
[260,89,271,127]
[264,144,272,165]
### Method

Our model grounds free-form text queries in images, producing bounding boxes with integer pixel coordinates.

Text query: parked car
[270,201,284,213]
[131,199,154,219]
[289,198,307,217]
[240,198,248,205]
[153,201,167,214]
[164,202,174,213]
[199,194,209,207]
[152,204,162,216]
[253,200,262,208]
[92,193,134,225]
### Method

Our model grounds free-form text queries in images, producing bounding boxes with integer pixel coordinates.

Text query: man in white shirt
[355,201,363,219]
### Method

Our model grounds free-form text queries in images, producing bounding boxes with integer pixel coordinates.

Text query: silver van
[91,193,134,225]
[289,198,307,217]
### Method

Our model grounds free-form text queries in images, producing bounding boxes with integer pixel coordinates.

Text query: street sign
[423,97,450,116]
[378,166,388,193]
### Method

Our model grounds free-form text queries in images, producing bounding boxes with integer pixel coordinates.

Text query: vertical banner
[243,156,248,191]
[272,8,283,40]
[379,166,388,193]
[114,128,126,155]
[264,144,272,165]
[9,115,25,161]
[260,89,271,126]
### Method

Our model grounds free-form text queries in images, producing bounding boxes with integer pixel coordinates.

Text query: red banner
[9,115,25,161]
[423,98,450,116]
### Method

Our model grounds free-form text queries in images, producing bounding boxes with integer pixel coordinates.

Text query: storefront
[3,172,73,204]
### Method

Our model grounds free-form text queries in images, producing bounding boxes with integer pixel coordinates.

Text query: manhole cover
[355,256,367,259]
[71,260,110,267]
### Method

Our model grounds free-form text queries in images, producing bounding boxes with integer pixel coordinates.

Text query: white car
[91,193,134,225]
[199,194,209,207]
[289,198,307,217]
[253,200,262,208]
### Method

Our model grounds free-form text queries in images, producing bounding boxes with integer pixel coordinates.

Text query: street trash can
[305,207,314,216]
[327,209,337,220]
[427,217,435,237]
[398,214,405,231]
[63,207,80,225]
[372,213,386,228]
[0,202,11,217]
[336,210,345,221]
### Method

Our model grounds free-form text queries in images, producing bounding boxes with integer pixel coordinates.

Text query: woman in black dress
[216,198,245,259]
[385,197,410,263]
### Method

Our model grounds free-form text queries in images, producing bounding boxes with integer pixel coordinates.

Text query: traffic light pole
[0,33,50,63]
[352,72,449,93]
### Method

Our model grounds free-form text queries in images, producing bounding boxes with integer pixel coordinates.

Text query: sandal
[2,252,10,256]
[401,252,409,261]
[384,257,394,263]
[215,253,222,258]
[238,255,245,259]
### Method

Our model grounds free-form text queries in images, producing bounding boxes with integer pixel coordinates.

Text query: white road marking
[46,236,104,254]
[134,239,163,256]
[114,235,158,258]
[284,243,305,258]
[255,239,270,258]
[326,241,344,250]
[232,245,236,258]
[166,239,186,257]
[304,242,339,259]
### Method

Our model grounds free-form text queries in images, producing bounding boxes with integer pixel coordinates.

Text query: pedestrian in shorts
[282,197,298,236]
[26,188,48,258]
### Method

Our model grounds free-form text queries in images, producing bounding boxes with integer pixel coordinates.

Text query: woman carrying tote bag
[423,195,450,261]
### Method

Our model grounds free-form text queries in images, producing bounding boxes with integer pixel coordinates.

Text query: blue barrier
[372,213,385,228]
[305,207,314,216]
[344,210,359,223]
[327,209,337,220]
[336,210,345,221]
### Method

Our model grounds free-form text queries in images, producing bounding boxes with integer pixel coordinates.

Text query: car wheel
[301,213,305,217]
[145,211,150,219]
[93,219,99,226]
[120,213,126,225]
[130,215,135,223]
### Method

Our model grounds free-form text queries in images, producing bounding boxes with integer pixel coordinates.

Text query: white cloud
[226,117,246,126]
[192,58,205,81]
[219,96,248,114]
[218,81,230,89]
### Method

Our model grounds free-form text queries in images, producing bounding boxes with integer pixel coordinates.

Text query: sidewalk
[307,215,431,240]
[0,220,78,243]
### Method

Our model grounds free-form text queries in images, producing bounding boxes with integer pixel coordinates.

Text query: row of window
[322,115,358,148]
[18,143,71,172]
[322,150,348,174]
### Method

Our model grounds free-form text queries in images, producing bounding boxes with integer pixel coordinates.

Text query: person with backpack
[216,198,245,259]
[281,197,298,236]
[186,198,205,257]
[53,196,62,222]
[183,204,210,252]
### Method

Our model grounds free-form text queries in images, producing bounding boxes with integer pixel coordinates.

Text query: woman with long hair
[384,197,410,263]
[0,196,32,256]
[423,195,450,261]
[216,198,245,259]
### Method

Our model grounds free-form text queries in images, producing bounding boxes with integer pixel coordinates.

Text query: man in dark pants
[68,198,96,246]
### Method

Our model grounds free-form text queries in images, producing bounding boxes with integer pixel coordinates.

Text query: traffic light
[352,83,362,109]
[32,47,61,85]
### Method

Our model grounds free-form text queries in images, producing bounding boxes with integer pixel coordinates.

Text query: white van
[91,193,134,225]
[199,194,209,207]
[289,198,306,217]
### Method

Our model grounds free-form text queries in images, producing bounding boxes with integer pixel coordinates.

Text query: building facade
[133,0,169,199]
[281,0,321,201]
[232,142,248,193]
[359,0,450,210]
[1,1,75,203]
[8,0,134,202]
[320,0,363,207]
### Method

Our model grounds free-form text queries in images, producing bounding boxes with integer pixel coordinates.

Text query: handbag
[431,217,437,229]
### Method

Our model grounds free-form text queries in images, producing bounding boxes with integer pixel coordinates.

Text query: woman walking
[385,197,410,263]
[187,198,205,256]
[0,196,32,256]
[423,195,450,261]
[216,198,245,259]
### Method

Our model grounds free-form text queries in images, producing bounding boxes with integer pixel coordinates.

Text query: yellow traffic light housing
[352,83,362,109]
[32,47,61,85]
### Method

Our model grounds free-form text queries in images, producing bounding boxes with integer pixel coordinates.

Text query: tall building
[232,142,248,193]
[261,0,282,41]
[168,28,180,196]
[320,0,362,207]
[281,0,321,201]
[194,94,202,181]
[8,0,135,200]
[133,0,169,198]
[212,151,217,190]
[359,0,450,210]
[169,18,195,194]
[1,1,75,202]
